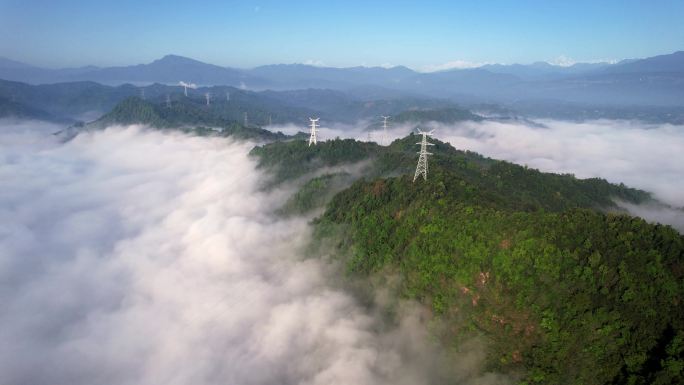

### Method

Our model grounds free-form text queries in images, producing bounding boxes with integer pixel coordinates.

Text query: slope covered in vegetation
[252,134,649,211]
[250,138,379,184]
[251,135,683,384]
[89,97,286,140]
[316,175,683,384]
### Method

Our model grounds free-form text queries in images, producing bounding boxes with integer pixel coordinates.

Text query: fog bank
[438,119,684,208]
[0,123,506,385]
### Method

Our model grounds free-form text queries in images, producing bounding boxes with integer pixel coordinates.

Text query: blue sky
[1,0,683,70]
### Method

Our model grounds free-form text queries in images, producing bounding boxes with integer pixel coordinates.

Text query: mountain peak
[153,54,206,66]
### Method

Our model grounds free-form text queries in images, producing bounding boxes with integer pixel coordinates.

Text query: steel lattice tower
[205,92,211,106]
[381,115,390,145]
[308,118,320,146]
[413,129,434,182]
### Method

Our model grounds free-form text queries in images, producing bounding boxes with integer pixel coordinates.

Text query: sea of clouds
[2,116,680,385]
[0,121,508,385]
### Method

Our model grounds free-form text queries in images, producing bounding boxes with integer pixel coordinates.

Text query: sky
[1,0,683,70]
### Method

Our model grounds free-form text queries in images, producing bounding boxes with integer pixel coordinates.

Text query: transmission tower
[140,88,145,99]
[179,81,197,96]
[308,118,320,146]
[381,115,390,145]
[413,129,434,182]
[226,91,230,101]
[244,112,248,126]
[166,94,171,108]
[205,92,211,106]
[268,114,272,126]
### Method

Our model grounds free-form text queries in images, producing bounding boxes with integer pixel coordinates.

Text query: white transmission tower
[413,129,435,182]
[308,118,320,146]
[244,112,248,126]
[205,92,211,106]
[381,115,390,145]
[179,81,197,96]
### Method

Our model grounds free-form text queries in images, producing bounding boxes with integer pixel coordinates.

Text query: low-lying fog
[1,116,680,385]
[273,118,683,232]
[0,121,507,385]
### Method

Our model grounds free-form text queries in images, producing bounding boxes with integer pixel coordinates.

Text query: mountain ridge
[2,51,681,107]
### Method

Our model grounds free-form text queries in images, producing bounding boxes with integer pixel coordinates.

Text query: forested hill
[251,134,650,211]
[368,107,484,129]
[250,135,684,384]
[0,95,68,122]
[88,96,287,141]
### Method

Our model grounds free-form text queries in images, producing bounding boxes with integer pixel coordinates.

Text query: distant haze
[2,51,684,109]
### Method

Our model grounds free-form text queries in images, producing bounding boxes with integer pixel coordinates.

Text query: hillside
[0,96,67,122]
[90,97,286,141]
[366,107,483,129]
[250,135,683,384]
[252,134,649,211]
[0,79,138,120]
[317,178,683,384]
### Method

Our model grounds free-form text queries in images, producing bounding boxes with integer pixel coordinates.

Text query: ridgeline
[88,96,287,141]
[251,135,684,385]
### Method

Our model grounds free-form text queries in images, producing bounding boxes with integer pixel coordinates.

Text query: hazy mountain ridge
[2,51,683,108]
[0,78,482,125]
[87,96,289,141]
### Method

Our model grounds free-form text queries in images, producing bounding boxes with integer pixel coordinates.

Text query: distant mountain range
[1,51,683,107]
[0,78,456,124]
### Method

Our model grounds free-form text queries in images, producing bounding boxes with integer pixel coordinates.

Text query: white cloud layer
[0,123,507,385]
[436,119,684,209]
[420,60,488,72]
